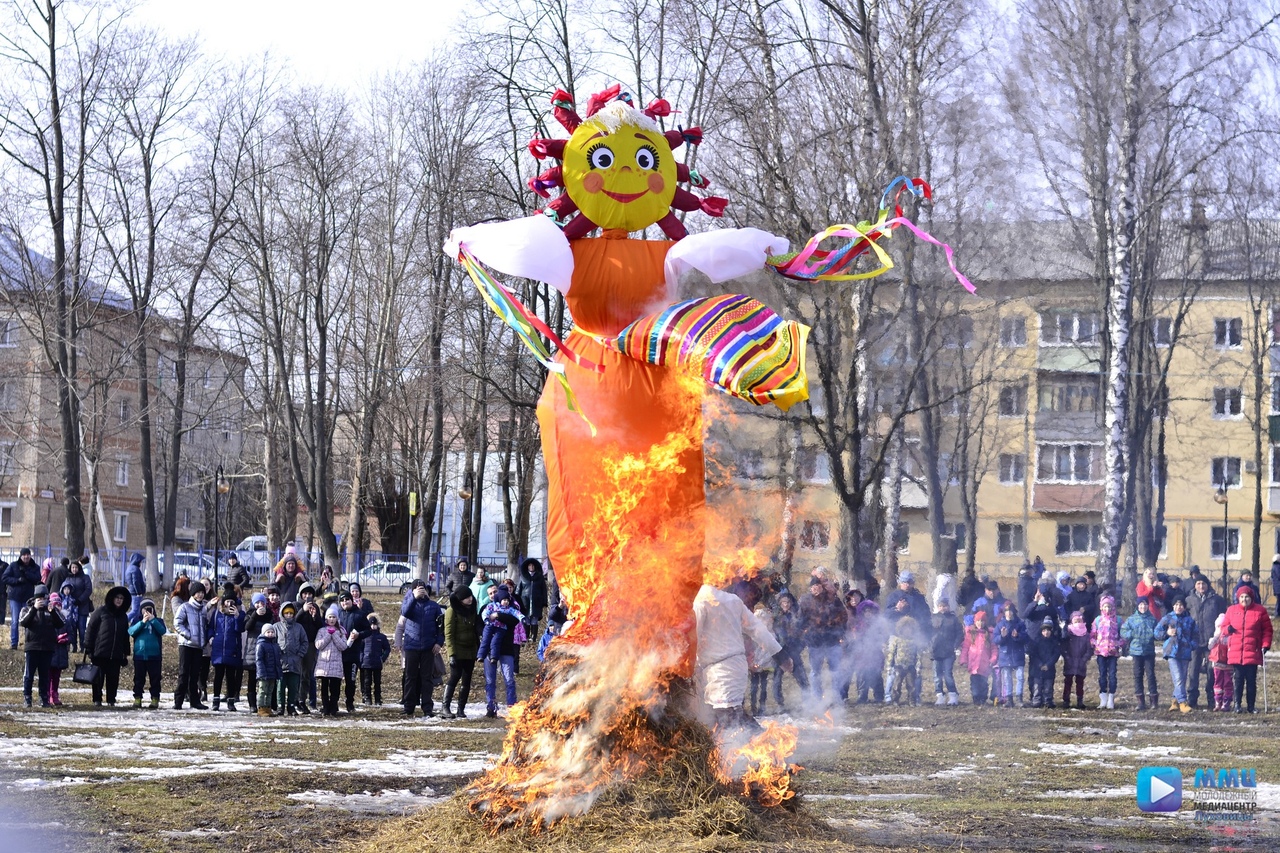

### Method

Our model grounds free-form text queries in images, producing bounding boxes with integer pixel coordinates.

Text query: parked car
[356,560,421,594]
[234,536,275,570]
[160,552,216,577]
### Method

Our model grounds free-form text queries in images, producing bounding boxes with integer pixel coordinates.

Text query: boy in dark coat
[1028,617,1061,708]
[930,598,964,706]
[359,614,392,706]
[19,587,63,707]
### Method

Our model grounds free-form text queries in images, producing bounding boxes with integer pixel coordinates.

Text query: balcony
[1033,482,1105,513]
[1034,409,1103,442]
[1037,347,1100,373]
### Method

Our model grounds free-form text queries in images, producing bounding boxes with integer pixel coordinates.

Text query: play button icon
[1136,767,1183,812]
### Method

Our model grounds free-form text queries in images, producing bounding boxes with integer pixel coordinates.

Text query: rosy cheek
[648,173,666,194]
[582,172,604,194]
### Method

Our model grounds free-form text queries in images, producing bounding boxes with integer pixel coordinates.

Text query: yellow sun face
[562,105,677,232]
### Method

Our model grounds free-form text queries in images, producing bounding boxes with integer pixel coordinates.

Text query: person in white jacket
[694,583,783,730]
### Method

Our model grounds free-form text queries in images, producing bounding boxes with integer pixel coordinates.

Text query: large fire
[466,369,799,830]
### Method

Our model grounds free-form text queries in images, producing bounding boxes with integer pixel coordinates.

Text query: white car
[355,560,425,593]
[160,552,216,577]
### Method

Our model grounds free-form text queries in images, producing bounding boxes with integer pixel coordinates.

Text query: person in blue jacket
[3,548,42,648]
[210,595,246,712]
[124,553,146,623]
[1154,596,1197,713]
[993,600,1028,707]
[1120,597,1158,710]
[128,599,168,709]
[398,579,444,717]
[359,614,392,706]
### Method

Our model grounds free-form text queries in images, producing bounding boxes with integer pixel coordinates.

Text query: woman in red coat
[1223,587,1273,713]
[1135,567,1167,620]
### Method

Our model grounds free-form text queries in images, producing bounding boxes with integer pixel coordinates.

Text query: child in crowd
[265,586,282,619]
[537,605,567,663]
[1155,596,1197,713]
[1060,609,1092,710]
[852,599,886,704]
[276,601,309,715]
[884,616,920,705]
[255,623,282,717]
[479,591,518,663]
[47,592,71,706]
[1120,598,1157,710]
[1027,617,1060,708]
[930,597,964,706]
[314,604,349,716]
[210,595,245,712]
[959,609,996,705]
[1208,614,1232,711]
[128,598,167,709]
[58,581,81,653]
[243,593,274,713]
[994,601,1027,707]
[1091,595,1122,709]
[359,614,391,707]
[747,602,776,716]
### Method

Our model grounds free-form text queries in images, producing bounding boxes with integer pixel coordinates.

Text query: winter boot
[1107,693,1115,709]
[456,702,467,719]
[1136,695,1146,711]
[257,707,274,717]
[947,692,959,706]
[1097,693,1108,710]
[297,703,309,715]
[213,697,221,711]
[935,693,946,705]
[1148,693,1158,711]
[133,698,143,709]
[1169,700,1180,712]
[1179,702,1192,713]
[23,695,32,708]
[226,700,237,712]
[148,699,160,710]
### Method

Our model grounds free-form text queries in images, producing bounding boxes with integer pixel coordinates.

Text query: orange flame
[466,366,799,828]
[713,721,801,807]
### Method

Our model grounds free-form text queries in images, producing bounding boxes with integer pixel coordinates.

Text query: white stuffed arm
[444,215,575,295]
[663,227,790,294]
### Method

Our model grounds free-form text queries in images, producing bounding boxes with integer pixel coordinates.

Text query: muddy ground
[2,598,1278,852]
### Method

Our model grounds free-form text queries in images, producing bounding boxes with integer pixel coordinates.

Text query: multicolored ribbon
[458,248,598,433]
[607,294,811,411]
[768,177,976,293]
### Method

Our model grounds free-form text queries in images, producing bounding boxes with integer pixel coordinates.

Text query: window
[114,512,129,542]
[1273,377,1280,414]
[998,384,1026,417]
[181,508,191,528]
[798,447,831,483]
[1211,526,1240,560]
[1214,317,1243,348]
[201,368,212,388]
[997,522,1025,555]
[945,316,974,348]
[1151,317,1172,347]
[118,398,130,426]
[1056,523,1102,555]
[0,441,14,477]
[999,316,1026,348]
[800,520,830,550]
[1272,447,1280,485]
[1036,443,1102,482]
[0,502,12,535]
[1213,387,1243,418]
[497,419,513,451]
[894,521,910,553]
[1152,455,1167,489]
[999,453,1026,484]
[1041,310,1101,345]
[116,458,130,487]
[0,379,17,412]
[1038,378,1100,412]
[495,522,507,552]
[1211,456,1242,489]
[739,449,765,479]
[942,521,968,549]
[0,319,16,347]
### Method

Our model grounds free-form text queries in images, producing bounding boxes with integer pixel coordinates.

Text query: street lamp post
[214,465,230,576]
[1213,486,1229,598]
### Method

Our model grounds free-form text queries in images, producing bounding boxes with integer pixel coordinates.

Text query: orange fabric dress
[536,232,705,638]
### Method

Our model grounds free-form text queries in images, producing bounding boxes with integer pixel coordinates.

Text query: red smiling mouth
[603,189,647,203]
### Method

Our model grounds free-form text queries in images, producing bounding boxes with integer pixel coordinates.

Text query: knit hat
[326,604,341,620]
[140,598,156,611]
[494,587,512,603]
[48,592,61,607]
[899,570,915,583]
[20,547,30,555]
[1100,595,1115,610]
[252,592,267,607]
[33,584,48,598]
[1041,616,1055,628]
[281,601,297,615]
[261,623,277,637]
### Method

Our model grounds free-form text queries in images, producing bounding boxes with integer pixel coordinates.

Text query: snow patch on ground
[11,777,91,789]
[287,788,449,814]
[809,792,936,802]
[159,828,227,839]
[1038,788,1132,799]
[928,764,977,779]
[1023,742,1212,765]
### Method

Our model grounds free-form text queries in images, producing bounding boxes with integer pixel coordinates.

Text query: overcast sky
[133,0,463,87]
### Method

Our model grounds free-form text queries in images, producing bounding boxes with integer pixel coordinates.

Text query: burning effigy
[437,84,972,836]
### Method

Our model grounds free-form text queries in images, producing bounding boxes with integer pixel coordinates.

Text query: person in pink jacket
[1090,595,1122,709]
[1223,587,1273,713]
[314,604,350,716]
[959,609,997,705]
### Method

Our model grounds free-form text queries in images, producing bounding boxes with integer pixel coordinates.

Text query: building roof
[0,233,133,311]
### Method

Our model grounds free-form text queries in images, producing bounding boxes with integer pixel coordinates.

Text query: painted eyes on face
[635,145,658,170]
[588,144,614,169]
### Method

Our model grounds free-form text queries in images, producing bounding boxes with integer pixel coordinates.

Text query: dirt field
[2,597,1278,852]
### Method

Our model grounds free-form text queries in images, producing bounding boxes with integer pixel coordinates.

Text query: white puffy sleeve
[444,215,575,295]
[663,227,790,291]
